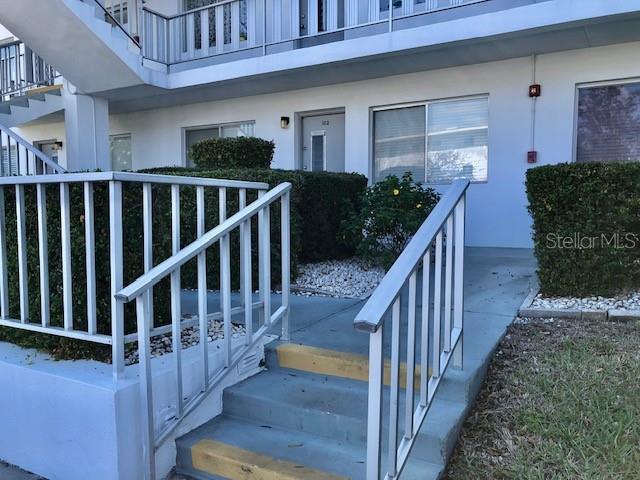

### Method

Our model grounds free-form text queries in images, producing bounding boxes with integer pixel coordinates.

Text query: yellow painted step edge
[276,343,431,389]
[25,84,62,96]
[192,439,349,480]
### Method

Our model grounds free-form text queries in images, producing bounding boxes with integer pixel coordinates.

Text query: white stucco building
[2,0,640,248]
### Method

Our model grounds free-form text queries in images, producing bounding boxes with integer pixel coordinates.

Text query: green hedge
[191,137,275,169]
[526,162,640,296]
[144,167,368,262]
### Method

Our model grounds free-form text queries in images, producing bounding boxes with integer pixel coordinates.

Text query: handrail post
[366,325,383,480]
[453,194,466,369]
[280,191,290,341]
[110,180,125,380]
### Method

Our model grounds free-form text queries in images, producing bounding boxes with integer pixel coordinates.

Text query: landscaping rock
[293,258,385,299]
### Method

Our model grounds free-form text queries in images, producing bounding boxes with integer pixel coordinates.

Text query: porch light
[280,116,290,129]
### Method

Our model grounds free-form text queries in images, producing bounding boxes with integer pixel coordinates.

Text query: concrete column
[63,82,110,172]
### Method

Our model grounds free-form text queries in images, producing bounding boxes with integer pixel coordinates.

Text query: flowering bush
[344,173,440,267]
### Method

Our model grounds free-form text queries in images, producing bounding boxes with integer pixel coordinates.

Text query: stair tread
[227,367,466,433]
[177,415,443,479]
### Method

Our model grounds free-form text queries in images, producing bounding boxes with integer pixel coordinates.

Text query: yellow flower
[416,203,422,209]
[393,189,400,196]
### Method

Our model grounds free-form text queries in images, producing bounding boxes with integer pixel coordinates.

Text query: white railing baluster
[239,189,247,309]
[110,180,125,379]
[0,187,8,318]
[170,184,184,416]
[215,5,225,54]
[135,294,156,480]
[280,191,290,340]
[388,297,401,477]
[419,248,431,407]
[60,183,73,330]
[432,230,443,378]
[366,325,384,480]
[221,232,232,366]
[36,183,50,327]
[443,214,454,352]
[259,202,271,324]
[84,182,97,335]
[453,196,466,369]
[196,186,209,387]
[231,0,240,50]
[405,270,417,439]
[242,212,253,346]
[15,185,28,323]
[142,183,154,328]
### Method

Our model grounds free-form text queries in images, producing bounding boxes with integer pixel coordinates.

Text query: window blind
[577,82,640,164]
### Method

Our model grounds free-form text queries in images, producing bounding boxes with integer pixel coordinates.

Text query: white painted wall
[145,0,181,15]
[0,24,15,43]
[15,41,640,248]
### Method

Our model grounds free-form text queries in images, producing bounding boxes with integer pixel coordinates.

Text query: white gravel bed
[531,291,640,311]
[125,314,245,365]
[293,258,385,299]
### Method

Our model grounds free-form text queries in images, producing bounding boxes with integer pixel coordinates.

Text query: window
[373,96,488,184]
[110,134,132,171]
[0,144,17,176]
[185,121,255,166]
[576,81,640,164]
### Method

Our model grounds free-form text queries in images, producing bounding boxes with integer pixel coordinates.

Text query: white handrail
[356,179,469,479]
[0,170,267,188]
[116,181,292,480]
[354,179,469,333]
[0,122,66,175]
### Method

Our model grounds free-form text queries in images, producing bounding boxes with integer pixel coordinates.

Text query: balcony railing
[0,41,59,102]
[140,0,488,65]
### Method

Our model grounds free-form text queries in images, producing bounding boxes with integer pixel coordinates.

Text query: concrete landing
[175,248,536,479]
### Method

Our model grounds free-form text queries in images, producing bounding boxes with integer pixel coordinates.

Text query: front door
[301,112,345,172]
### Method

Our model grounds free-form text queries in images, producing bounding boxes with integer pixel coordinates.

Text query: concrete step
[176,415,443,480]
[223,367,467,465]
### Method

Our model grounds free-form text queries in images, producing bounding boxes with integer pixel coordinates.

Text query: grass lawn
[445,317,640,480]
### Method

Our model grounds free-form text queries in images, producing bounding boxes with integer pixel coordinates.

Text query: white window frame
[182,120,255,166]
[573,77,640,164]
[370,94,490,185]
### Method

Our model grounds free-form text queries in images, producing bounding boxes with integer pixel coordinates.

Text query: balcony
[126,0,504,69]
[0,41,59,101]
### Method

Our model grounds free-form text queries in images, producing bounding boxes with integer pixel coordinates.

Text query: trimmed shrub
[343,173,440,268]
[526,162,640,296]
[143,167,368,262]
[190,137,275,169]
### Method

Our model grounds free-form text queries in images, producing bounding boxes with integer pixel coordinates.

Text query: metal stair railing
[116,181,292,480]
[354,179,469,479]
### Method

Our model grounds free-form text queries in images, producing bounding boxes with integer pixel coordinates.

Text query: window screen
[373,106,426,183]
[311,134,325,171]
[427,97,488,183]
[110,134,132,171]
[577,82,640,164]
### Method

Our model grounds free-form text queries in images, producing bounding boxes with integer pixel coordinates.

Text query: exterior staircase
[0,85,64,127]
[0,0,151,94]
[174,336,487,480]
